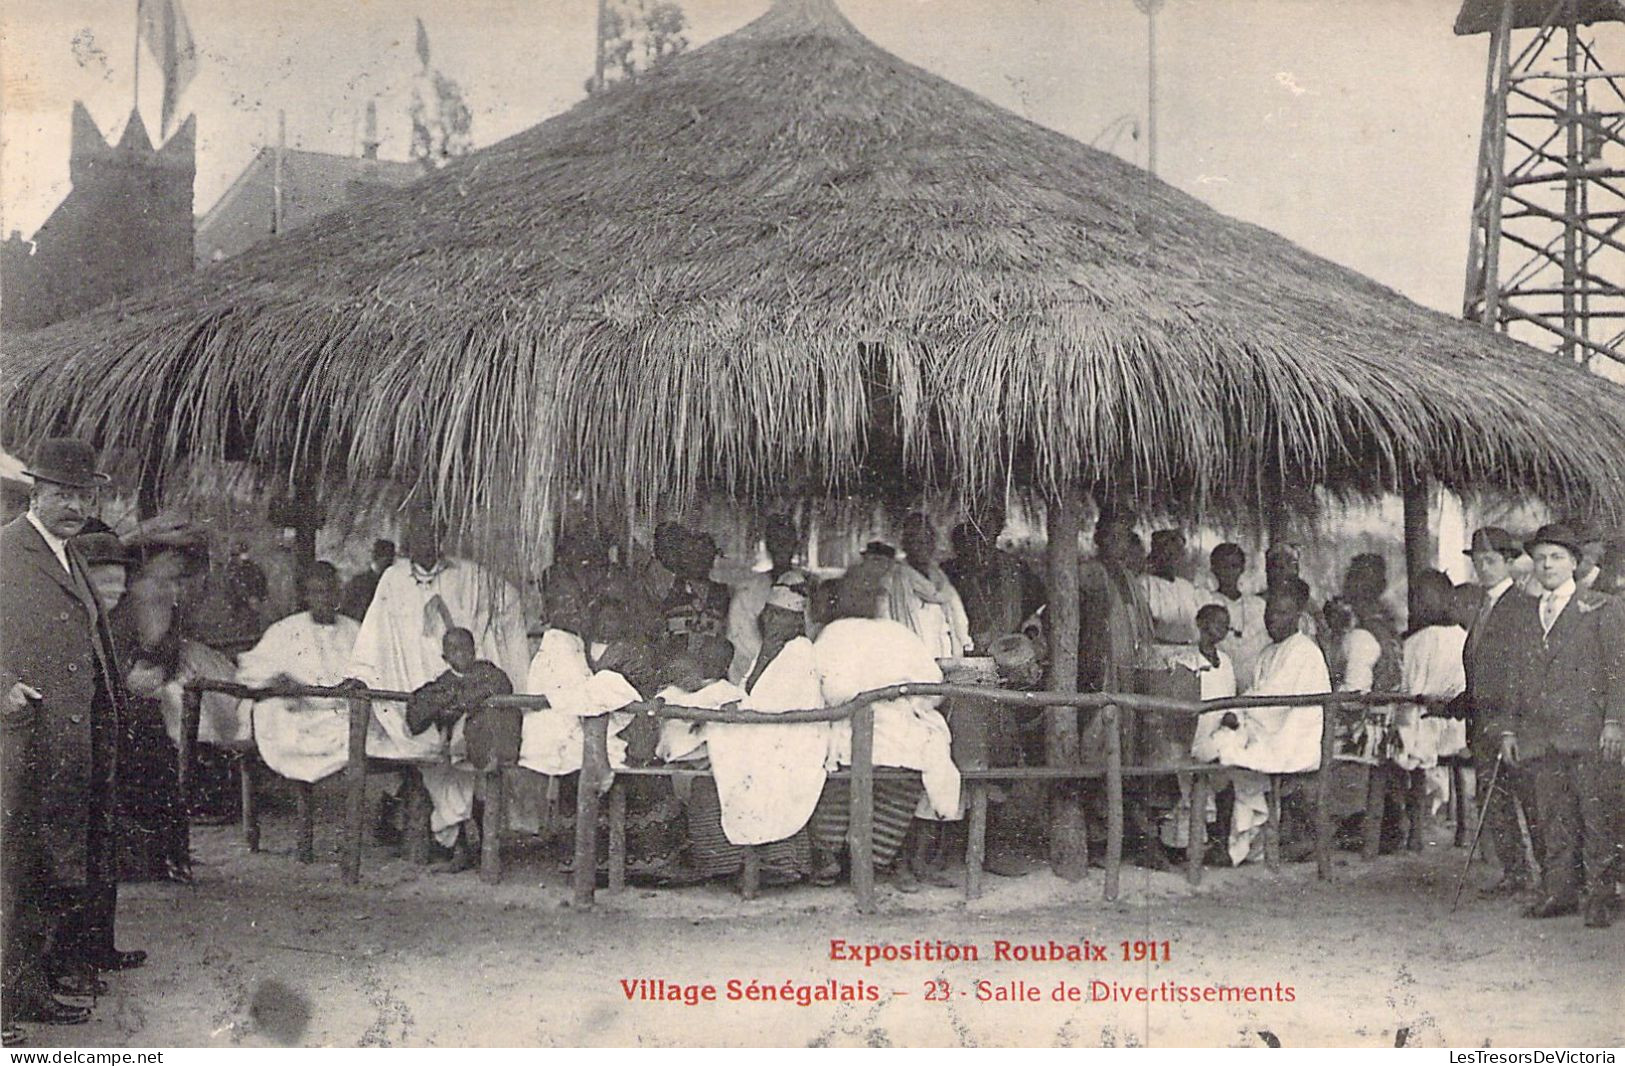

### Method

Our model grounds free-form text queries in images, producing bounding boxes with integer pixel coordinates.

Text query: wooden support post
[607,778,626,895]
[740,847,760,900]
[1265,776,1282,870]
[178,687,201,818]
[1104,704,1123,902]
[404,770,433,864]
[849,702,876,915]
[343,696,370,884]
[294,780,315,864]
[1363,763,1386,861]
[1402,477,1432,622]
[1406,770,1427,852]
[1046,488,1088,881]
[1316,705,1336,881]
[240,755,260,853]
[480,768,505,885]
[572,715,609,908]
[965,784,988,901]
[1185,771,1204,886]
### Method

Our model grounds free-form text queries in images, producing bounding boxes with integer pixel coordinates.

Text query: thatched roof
[6,0,1625,566]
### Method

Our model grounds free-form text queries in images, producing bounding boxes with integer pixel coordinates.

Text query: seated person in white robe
[237,562,360,784]
[1201,578,1331,863]
[709,596,831,853]
[347,510,531,852]
[816,613,961,892]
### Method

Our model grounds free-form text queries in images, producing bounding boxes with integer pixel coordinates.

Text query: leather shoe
[51,973,109,998]
[2,1024,25,1046]
[88,950,147,972]
[1583,896,1617,929]
[1522,896,1578,919]
[13,998,91,1025]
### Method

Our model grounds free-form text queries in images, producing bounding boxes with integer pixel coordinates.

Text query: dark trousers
[1531,752,1623,906]
[45,881,116,977]
[1,863,51,1021]
[1472,729,1542,882]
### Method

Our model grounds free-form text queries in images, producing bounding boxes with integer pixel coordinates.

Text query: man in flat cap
[1,439,143,1038]
[1461,526,1543,896]
[1481,523,1625,927]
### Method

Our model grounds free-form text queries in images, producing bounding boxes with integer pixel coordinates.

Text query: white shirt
[25,510,70,573]
[1538,578,1576,634]
[1482,576,1514,607]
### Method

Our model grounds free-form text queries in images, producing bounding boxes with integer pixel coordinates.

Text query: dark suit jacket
[1463,584,1530,736]
[0,515,126,886]
[1481,585,1625,758]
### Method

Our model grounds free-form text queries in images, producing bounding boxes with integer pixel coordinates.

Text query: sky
[2,0,1622,370]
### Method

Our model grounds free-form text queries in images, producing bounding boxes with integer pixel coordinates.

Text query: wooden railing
[183,679,1449,913]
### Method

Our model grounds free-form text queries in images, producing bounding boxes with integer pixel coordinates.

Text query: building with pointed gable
[1,103,195,331]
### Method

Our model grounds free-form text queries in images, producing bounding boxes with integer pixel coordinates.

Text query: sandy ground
[17,781,1623,1050]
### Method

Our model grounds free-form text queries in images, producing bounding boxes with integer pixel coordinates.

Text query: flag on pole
[415,17,432,71]
[138,0,196,136]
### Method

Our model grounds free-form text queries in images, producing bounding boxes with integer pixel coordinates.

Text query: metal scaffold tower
[1460,0,1625,372]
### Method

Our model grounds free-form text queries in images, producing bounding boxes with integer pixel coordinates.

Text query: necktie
[1540,593,1557,634]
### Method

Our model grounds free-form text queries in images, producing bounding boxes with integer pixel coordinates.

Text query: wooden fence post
[1046,489,1088,881]
[178,687,201,819]
[1316,702,1337,881]
[294,780,315,864]
[240,755,260,853]
[1185,771,1205,886]
[850,702,876,915]
[608,778,626,895]
[479,767,505,885]
[573,715,610,907]
[1104,704,1122,902]
[343,696,370,885]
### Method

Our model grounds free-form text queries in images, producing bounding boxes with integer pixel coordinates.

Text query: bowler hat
[861,541,896,559]
[1464,526,1521,558]
[1525,523,1584,559]
[23,438,109,490]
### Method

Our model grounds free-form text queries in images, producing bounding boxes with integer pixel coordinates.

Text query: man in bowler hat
[1480,523,1625,927]
[1461,526,1543,895]
[1,438,145,1040]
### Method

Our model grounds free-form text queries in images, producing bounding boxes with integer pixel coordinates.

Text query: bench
[183,679,1454,910]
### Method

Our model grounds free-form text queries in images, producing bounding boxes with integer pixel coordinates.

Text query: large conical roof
[7,0,1623,564]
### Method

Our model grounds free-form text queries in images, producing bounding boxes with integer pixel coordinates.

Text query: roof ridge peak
[733,0,862,42]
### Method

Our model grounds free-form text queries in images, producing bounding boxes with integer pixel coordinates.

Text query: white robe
[1206,632,1331,865]
[654,679,746,764]
[1202,590,1269,690]
[1143,574,1205,665]
[349,558,530,844]
[1398,625,1470,811]
[815,618,961,820]
[1164,648,1234,849]
[706,637,833,845]
[724,573,774,684]
[1212,632,1331,775]
[158,641,248,747]
[517,629,641,775]
[237,612,360,783]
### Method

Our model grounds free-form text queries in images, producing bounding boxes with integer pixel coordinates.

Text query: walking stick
[1451,751,1503,912]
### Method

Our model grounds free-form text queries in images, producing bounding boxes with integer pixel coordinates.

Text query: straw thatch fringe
[4,0,1624,574]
